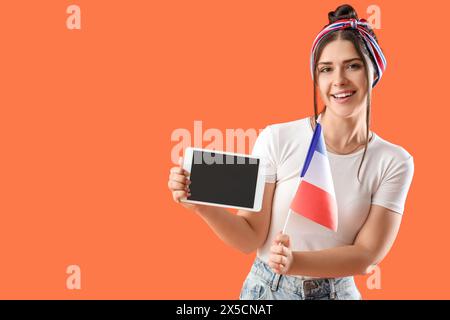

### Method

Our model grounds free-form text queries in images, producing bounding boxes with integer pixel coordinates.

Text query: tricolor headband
[310,18,387,87]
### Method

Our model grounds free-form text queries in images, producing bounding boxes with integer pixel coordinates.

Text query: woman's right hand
[168,157,204,212]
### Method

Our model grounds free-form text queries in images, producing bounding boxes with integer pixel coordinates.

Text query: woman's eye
[320,68,331,73]
[349,64,361,69]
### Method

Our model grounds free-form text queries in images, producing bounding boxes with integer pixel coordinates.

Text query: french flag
[288,121,338,232]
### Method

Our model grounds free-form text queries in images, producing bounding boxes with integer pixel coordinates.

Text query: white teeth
[333,92,354,98]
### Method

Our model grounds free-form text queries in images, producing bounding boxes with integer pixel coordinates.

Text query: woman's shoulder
[371,133,413,163]
[264,116,312,138]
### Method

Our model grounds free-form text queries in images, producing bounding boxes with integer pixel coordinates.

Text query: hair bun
[328,4,358,24]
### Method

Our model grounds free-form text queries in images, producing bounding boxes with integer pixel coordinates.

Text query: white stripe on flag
[302,150,336,197]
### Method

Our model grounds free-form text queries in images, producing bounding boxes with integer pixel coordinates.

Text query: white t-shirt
[251,116,414,277]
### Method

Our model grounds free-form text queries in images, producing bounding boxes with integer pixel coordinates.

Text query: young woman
[168,4,414,300]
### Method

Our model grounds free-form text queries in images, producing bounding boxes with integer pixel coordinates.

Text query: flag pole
[282,209,292,235]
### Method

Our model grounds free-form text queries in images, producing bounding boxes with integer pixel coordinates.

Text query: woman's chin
[327,105,360,119]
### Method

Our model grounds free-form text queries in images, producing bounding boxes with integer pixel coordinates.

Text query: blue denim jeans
[239,257,362,300]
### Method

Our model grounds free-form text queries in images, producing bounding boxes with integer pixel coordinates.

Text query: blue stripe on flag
[300,122,325,177]
[315,126,327,156]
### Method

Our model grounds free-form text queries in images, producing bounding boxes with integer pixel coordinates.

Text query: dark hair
[312,4,383,183]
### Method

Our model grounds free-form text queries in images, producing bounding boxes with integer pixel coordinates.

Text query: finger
[278,255,287,265]
[170,167,186,175]
[171,169,190,179]
[270,244,285,255]
[269,254,286,267]
[280,234,290,244]
[273,237,284,247]
[275,232,283,243]
[284,236,290,248]
[268,260,281,270]
[278,234,290,248]
[273,233,283,244]
[271,252,286,263]
[275,233,290,246]
[168,180,189,191]
[273,238,284,246]
[169,173,190,184]
[173,190,190,202]
[268,260,283,274]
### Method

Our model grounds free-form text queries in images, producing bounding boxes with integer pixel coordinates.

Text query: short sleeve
[251,125,278,183]
[371,156,414,214]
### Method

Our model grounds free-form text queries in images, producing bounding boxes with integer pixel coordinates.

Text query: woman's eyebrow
[318,58,362,65]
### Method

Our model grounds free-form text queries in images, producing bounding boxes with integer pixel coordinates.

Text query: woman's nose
[332,67,348,86]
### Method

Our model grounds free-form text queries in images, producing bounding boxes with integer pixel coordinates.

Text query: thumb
[276,231,284,245]
[284,235,291,248]
[278,232,290,248]
[178,156,183,167]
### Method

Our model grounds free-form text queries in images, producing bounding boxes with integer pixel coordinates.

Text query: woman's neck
[314,109,371,153]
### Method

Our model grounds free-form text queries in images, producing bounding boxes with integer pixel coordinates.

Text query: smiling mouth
[331,91,356,101]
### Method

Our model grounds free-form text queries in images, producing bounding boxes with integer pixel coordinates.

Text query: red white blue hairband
[310,18,387,87]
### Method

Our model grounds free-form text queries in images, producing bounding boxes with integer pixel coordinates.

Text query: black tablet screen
[188,150,260,208]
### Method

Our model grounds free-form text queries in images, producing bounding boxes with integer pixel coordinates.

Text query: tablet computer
[180,147,266,212]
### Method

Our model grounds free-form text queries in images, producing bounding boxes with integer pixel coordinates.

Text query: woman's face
[316,39,374,119]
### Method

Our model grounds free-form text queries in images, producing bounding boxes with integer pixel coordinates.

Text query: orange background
[0,0,448,299]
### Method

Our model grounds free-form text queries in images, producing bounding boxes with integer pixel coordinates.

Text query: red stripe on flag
[290,180,338,231]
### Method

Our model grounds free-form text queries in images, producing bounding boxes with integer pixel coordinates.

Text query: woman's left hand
[268,231,293,275]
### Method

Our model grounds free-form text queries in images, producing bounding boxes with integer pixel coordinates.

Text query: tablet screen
[188,150,260,208]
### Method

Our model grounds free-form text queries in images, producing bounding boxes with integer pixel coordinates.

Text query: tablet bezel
[180,147,265,212]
